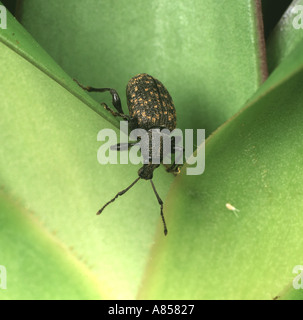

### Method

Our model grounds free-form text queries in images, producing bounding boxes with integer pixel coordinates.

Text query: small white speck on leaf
[226,203,240,217]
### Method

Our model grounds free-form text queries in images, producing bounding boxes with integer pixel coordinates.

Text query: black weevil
[75,73,181,235]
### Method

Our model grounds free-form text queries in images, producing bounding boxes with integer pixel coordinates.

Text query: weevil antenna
[150,180,168,236]
[97,177,141,215]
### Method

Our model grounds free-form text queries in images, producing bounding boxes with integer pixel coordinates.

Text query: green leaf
[2,0,297,300]
[267,0,303,73]
[0,191,104,299]
[138,40,303,299]
[18,0,266,135]
[0,10,174,299]
[278,282,303,300]
[0,4,119,128]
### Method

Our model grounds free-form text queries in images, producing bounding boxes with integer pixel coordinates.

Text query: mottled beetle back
[126,73,177,131]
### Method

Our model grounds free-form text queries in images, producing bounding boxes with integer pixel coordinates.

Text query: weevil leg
[101,103,130,120]
[165,145,184,174]
[73,78,124,114]
[150,180,168,236]
[165,163,181,174]
[97,177,141,215]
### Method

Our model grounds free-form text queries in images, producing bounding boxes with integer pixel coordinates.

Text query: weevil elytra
[75,73,181,235]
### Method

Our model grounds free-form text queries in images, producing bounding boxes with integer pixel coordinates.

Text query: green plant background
[1,0,303,299]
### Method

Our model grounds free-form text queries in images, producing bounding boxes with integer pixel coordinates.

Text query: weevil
[75,73,181,235]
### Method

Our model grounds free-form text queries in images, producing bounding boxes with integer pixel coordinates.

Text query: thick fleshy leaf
[138,40,303,299]
[0,10,174,299]
[0,192,104,300]
[18,0,266,135]
[0,1,285,300]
